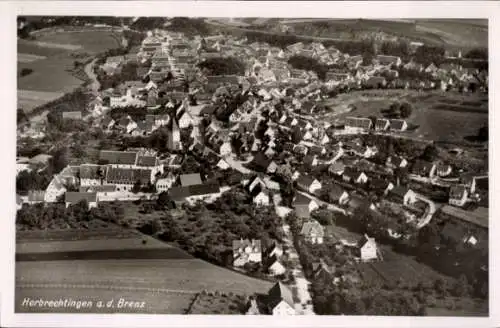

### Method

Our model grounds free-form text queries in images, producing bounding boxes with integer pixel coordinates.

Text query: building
[167,119,182,151]
[375,118,390,131]
[104,167,152,192]
[267,255,286,276]
[344,116,372,132]
[232,239,262,267]
[251,184,270,207]
[65,192,98,209]
[62,111,83,120]
[293,193,319,219]
[411,160,436,178]
[155,172,177,192]
[266,282,296,315]
[169,183,220,203]
[376,55,402,67]
[389,186,417,205]
[79,165,104,187]
[449,185,469,207]
[328,184,349,205]
[357,234,378,262]
[386,156,408,169]
[296,175,322,194]
[300,219,324,244]
[99,150,138,166]
[389,119,408,131]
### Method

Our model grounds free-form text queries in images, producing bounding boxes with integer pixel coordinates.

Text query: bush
[20,68,33,77]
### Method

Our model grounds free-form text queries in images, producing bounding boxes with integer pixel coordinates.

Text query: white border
[1,1,498,327]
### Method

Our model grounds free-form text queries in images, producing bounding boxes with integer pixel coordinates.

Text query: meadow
[17,29,122,112]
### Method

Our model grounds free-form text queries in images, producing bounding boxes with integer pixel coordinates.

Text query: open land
[17,29,122,112]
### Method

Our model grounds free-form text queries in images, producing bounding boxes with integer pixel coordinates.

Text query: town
[16,17,488,316]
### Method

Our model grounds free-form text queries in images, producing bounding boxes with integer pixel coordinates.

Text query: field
[17,29,122,112]
[265,18,487,50]
[322,90,488,143]
[16,225,273,313]
[18,89,65,112]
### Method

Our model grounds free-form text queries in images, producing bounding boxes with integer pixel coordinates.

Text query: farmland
[17,28,122,112]
[16,223,273,313]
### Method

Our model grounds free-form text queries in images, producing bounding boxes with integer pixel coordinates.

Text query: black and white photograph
[2,1,497,326]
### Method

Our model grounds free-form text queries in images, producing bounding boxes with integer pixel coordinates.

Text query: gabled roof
[328,184,347,200]
[99,150,138,165]
[357,234,376,248]
[267,282,294,309]
[300,220,324,237]
[293,193,314,206]
[136,155,158,167]
[105,167,151,184]
[375,118,390,130]
[180,173,202,187]
[390,186,411,198]
[390,119,406,130]
[296,174,317,188]
[450,185,468,199]
[232,239,262,253]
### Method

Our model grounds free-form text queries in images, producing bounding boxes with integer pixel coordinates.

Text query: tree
[399,102,412,119]
[421,144,439,161]
[20,68,33,77]
[452,274,471,297]
[433,278,448,298]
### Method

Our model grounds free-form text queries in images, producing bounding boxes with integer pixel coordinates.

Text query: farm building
[180,173,203,187]
[375,118,390,131]
[169,183,221,203]
[99,150,138,166]
[389,119,408,131]
[376,55,402,67]
[104,167,152,191]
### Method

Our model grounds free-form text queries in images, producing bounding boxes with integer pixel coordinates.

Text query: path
[84,58,100,96]
[415,192,437,229]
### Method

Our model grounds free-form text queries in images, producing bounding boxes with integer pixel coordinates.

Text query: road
[84,58,100,96]
[415,192,437,229]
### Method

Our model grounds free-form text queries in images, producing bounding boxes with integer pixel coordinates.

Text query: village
[16,21,489,316]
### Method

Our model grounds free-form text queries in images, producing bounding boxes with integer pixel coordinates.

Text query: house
[342,167,368,184]
[376,55,402,67]
[102,116,115,131]
[344,116,372,132]
[28,190,46,204]
[265,243,284,259]
[62,111,82,120]
[104,167,152,192]
[389,119,408,131]
[169,183,221,203]
[357,234,378,262]
[328,161,346,176]
[65,192,98,209]
[249,153,272,172]
[320,134,330,145]
[176,106,195,129]
[293,193,319,219]
[180,173,202,187]
[79,165,104,187]
[389,186,417,205]
[232,239,262,267]
[167,119,182,151]
[155,173,177,192]
[386,156,408,169]
[247,176,266,193]
[267,255,286,276]
[266,160,278,174]
[296,175,322,194]
[99,150,138,166]
[251,184,270,207]
[266,282,295,315]
[375,118,390,131]
[300,219,324,244]
[411,160,436,178]
[303,155,318,168]
[217,159,230,170]
[449,185,468,207]
[328,184,349,205]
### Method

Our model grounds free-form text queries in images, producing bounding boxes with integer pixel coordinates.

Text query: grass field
[187,292,246,314]
[18,89,65,112]
[15,223,273,313]
[17,29,122,112]
[322,90,488,143]
[415,19,488,49]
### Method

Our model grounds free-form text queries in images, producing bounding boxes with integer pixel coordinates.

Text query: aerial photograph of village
[15,16,488,316]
